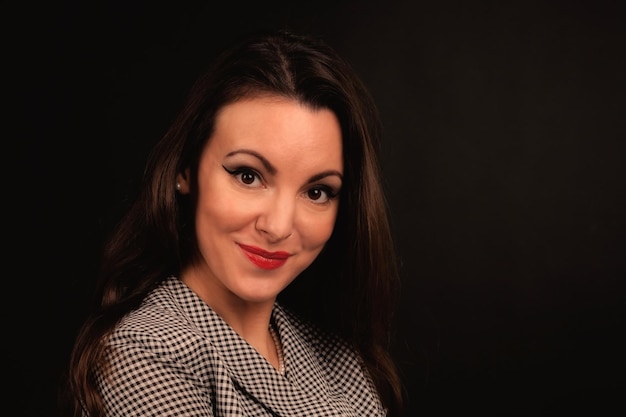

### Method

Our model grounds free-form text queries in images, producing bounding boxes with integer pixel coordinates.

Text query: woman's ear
[175,169,191,194]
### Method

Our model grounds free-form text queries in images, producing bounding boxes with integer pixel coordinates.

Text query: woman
[64,30,403,416]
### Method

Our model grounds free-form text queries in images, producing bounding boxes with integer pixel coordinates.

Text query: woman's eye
[223,166,262,187]
[306,187,335,204]
[239,171,257,185]
[235,169,261,187]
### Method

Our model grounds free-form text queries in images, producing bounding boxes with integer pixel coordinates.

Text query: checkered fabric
[94,276,386,416]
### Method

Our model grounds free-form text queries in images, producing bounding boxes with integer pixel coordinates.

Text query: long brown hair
[62,29,403,416]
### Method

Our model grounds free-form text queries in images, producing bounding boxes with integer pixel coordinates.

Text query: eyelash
[222,165,262,187]
[309,185,339,203]
[222,165,339,204]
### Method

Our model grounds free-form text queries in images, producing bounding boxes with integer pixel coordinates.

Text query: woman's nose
[255,193,295,242]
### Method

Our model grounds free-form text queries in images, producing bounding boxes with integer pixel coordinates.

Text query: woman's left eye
[306,187,335,204]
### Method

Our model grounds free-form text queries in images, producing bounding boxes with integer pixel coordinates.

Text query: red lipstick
[238,243,290,270]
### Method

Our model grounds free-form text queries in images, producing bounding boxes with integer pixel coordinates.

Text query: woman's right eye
[239,171,257,185]
[222,166,263,187]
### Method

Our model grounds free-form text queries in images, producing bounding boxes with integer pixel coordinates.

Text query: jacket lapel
[168,278,371,416]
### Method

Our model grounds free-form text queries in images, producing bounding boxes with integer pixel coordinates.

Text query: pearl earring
[176,182,181,190]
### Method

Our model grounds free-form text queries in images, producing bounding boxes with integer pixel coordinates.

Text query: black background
[11,1,625,416]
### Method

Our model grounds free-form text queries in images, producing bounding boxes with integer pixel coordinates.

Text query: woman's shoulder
[107,277,210,352]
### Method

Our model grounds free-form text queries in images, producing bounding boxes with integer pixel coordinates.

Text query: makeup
[238,243,290,270]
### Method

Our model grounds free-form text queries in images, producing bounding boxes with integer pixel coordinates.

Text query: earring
[176,182,181,190]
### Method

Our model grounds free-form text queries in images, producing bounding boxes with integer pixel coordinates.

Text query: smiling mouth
[238,243,290,270]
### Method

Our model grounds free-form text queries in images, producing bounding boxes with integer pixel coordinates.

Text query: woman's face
[179,96,343,310]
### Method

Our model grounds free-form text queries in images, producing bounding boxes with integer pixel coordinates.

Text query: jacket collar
[161,277,354,416]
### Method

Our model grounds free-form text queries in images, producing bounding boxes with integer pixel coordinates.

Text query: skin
[176,96,343,370]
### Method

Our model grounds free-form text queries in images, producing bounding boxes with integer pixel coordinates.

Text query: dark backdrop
[11,1,625,416]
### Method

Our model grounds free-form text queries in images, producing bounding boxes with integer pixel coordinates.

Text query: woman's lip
[237,243,291,259]
[238,243,291,270]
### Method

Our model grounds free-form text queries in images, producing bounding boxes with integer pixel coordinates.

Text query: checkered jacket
[94,276,386,416]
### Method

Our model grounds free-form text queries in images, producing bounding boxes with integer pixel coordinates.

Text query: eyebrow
[308,170,343,184]
[225,149,276,174]
[225,149,343,183]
